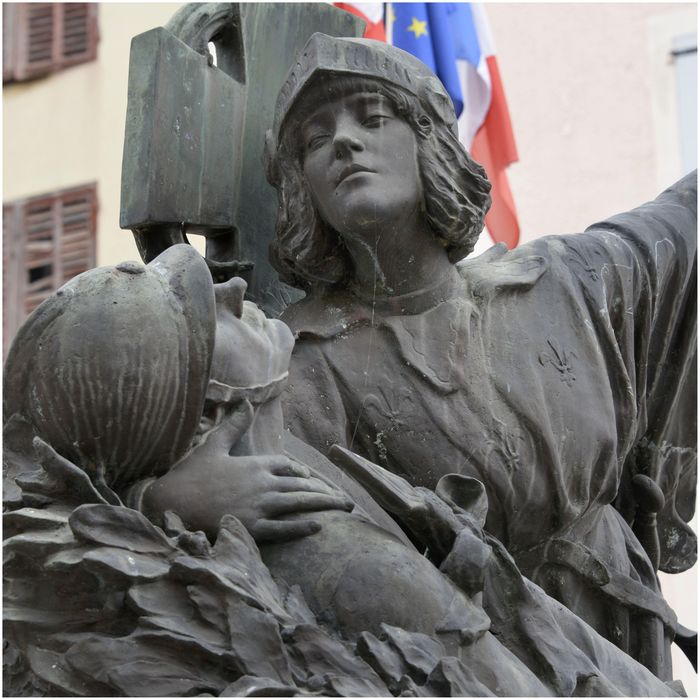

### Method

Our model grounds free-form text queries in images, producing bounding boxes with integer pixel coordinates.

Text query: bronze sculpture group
[3,20,697,699]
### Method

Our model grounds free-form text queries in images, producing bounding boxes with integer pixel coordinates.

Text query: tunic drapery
[282,173,697,677]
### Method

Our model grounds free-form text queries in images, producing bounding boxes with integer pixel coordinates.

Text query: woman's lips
[336,164,374,187]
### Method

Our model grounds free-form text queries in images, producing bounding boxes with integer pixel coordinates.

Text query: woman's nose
[333,123,364,158]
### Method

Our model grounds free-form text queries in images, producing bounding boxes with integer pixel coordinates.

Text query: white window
[672,32,697,175]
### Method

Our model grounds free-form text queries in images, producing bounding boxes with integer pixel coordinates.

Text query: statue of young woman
[263,33,697,680]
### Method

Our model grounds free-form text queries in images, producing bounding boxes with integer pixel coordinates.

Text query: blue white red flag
[334,2,520,249]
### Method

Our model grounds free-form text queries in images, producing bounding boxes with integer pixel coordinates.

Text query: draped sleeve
[557,171,697,573]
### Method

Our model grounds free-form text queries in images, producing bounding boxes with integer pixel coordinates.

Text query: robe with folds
[281,172,697,679]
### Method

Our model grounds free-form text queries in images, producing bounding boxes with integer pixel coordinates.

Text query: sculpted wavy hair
[265,76,492,291]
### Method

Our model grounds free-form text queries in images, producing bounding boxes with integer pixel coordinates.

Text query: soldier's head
[4,246,296,494]
[3,245,216,491]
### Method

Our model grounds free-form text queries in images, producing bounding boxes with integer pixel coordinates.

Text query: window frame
[647,8,698,191]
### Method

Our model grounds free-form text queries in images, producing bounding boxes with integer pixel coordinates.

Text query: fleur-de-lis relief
[539,337,577,386]
[565,241,599,281]
[486,420,523,474]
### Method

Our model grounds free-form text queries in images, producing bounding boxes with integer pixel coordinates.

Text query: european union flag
[391,3,482,119]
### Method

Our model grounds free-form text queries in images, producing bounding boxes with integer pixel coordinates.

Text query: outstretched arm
[567,172,696,573]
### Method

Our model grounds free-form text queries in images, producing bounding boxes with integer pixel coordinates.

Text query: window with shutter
[3,184,97,359]
[3,3,98,83]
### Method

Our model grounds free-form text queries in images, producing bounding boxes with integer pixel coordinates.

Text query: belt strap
[517,538,678,628]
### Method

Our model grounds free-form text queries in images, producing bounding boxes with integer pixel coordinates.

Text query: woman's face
[299,91,423,237]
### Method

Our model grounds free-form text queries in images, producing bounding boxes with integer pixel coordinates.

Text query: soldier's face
[300,91,423,236]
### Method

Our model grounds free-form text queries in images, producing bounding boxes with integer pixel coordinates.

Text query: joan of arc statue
[263,34,696,679]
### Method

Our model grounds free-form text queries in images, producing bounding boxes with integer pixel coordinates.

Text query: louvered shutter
[3,4,18,83]
[58,186,97,284]
[61,4,98,68]
[11,4,98,82]
[3,184,97,359]
[3,204,22,359]
[15,3,55,81]
[23,194,59,315]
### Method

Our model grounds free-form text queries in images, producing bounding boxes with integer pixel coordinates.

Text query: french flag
[334,3,520,249]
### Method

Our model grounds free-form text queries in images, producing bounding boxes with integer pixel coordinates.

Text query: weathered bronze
[3,7,697,698]
[120,3,363,314]
[264,32,697,680]
[2,244,688,696]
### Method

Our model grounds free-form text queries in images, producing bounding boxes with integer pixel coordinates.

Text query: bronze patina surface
[3,6,696,697]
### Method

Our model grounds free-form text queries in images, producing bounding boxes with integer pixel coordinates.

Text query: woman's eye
[363,114,388,128]
[305,133,329,152]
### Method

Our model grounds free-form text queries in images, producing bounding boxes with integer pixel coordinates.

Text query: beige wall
[470,2,697,252]
[3,2,697,691]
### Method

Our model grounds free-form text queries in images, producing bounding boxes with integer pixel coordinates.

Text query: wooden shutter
[15,3,55,81]
[3,204,22,360]
[58,186,97,284]
[61,4,98,68]
[3,184,97,359]
[10,4,98,82]
[23,194,59,315]
[3,4,18,83]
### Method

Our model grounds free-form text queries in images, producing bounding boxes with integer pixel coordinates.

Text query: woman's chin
[333,204,406,240]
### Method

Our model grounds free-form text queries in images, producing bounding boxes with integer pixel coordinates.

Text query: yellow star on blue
[407,17,428,39]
